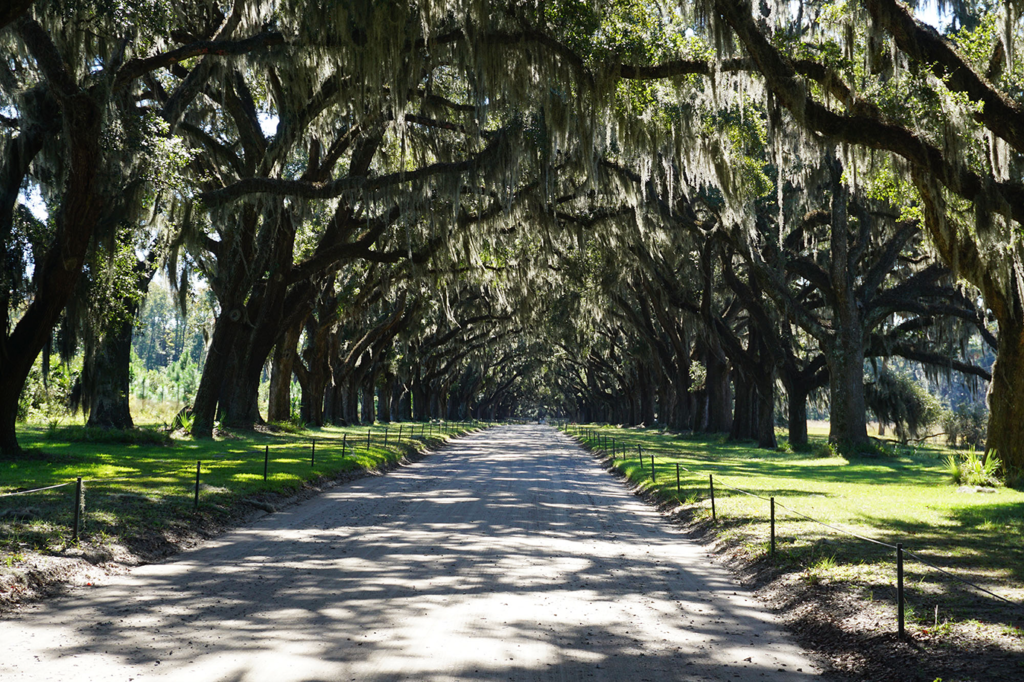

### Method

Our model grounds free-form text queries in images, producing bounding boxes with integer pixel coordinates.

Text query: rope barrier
[1,424,478,501]
[903,549,1024,612]
[570,423,1023,615]
[772,500,899,550]
[0,481,75,498]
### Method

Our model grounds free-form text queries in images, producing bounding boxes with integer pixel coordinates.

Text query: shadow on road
[1,426,818,681]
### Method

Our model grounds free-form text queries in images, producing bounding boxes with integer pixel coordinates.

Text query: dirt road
[0,425,820,681]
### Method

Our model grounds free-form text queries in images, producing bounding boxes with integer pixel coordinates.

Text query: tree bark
[268,321,302,422]
[786,385,810,448]
[0,23,105,456]
[85,315,135,429]
[987,312,1024,484]
[826,163,869,447]
[191,312,244,437]
[730,373,755,441]
[361,375,375,424]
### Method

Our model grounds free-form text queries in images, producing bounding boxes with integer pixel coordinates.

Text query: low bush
[865,369,943,444]
[945,448,1002,487]
[943,402,988,449]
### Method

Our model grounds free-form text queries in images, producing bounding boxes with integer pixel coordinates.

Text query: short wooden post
[194,461,201,511]
[72,477,83,541]
[264,445,269,480]
[709,474,716,521]
[676,463,681,494]
[341,434,347,458]
[367,428,372,450]
[311,439,316,467]
[398,425,403,442]
[770,497,776,559]
[384,427,389,447]
[897,544,905,639]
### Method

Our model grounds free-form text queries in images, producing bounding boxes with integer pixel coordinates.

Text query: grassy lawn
[1,420,481,566]
[566,422,1024,640]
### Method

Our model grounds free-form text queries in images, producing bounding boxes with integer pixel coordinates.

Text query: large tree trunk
[0,62,104,456]
[344,380,360,425]
[305,371,328,427]
[412,382,428,420]
[85,315,135,429]
[639,364,656,426]
[361,377,375,424]
[787,385,809,448]
[754,374,777,449]
[730,372,755,441]
[191,308,246,438]
[377,377,392,423]
[267,322,302,422]
[987,312,1024,484]
[826,324,869,447]
[398,385,412,421]
[826,165,869,447]
[705,350,732,433]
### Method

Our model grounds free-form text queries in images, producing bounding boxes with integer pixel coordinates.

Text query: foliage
[131,351,201,406]
[945,449,1002,487]
[131,279,212,371]
[810,441,840,458]
[943,403,988,449]
[16,356,80,425]
[865,370,944,444]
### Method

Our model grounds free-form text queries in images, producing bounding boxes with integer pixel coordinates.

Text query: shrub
[945,448,1002,487]
[811,441,839,458]
[865,370,943,444]
[943,402,988,449]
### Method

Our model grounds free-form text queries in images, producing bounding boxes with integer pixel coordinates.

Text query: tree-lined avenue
[0,426,818,681]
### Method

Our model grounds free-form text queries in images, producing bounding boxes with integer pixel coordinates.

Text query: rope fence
[562,421,1024,638]
[1,420,478,544]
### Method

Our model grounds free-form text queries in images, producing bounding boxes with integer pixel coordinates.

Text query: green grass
[565,422,1024,639]
[1,420,482,562]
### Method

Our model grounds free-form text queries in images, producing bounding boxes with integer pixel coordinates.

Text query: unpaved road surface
[0,425,820,681]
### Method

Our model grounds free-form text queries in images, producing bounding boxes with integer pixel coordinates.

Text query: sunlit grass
[566,422,1024,635]
[1,420,482,561]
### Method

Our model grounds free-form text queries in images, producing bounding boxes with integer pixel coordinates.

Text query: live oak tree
[2,0,1016,482]
[0,0,281,456]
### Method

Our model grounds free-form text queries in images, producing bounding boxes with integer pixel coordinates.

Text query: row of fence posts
[562,421,909,640]
[61,420,467,543]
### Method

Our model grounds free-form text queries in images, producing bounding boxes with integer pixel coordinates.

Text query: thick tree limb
[865,0,1024,154]
[714,0,1024,226]
[113,31,285,92]
[0,0,35,33]
[202,133,505,205]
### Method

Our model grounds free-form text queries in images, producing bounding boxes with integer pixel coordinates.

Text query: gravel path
[0,425,820,681]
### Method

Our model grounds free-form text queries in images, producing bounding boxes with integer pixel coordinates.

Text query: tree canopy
[1,0,1018,480]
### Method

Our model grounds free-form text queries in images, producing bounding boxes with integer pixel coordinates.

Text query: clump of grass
[45,425,171,446]
[945,448,1002,487]
[804,554,838,585]
[267,419,307,435]
[810,441,839,458]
